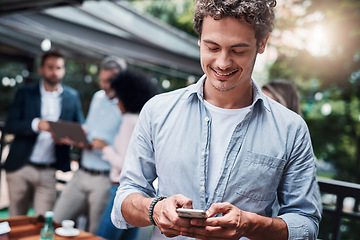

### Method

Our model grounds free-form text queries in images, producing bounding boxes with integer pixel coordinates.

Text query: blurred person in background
[93,68,159,240]
[262,80,301,114]
[53,56,126,234]
[4,49,84,217]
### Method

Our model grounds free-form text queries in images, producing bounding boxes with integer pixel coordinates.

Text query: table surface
[0,215,105,240]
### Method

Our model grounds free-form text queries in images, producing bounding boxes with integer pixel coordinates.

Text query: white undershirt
[203,100,251,197]
[30,81,63,164]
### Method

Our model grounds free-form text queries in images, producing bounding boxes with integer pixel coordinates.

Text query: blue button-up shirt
[112,75,321,240]
[81,90,122,171]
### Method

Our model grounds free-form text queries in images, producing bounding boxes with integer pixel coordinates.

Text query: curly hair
[193,0,276,45]
[110,68,160,114]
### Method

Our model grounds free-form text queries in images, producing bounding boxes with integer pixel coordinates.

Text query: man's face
[99,68,120,99]
[199,16,268,94]
[38,57,65,86]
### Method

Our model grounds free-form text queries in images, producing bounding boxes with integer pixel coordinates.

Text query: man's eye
[233,50,246,55]
[206,46,219,51]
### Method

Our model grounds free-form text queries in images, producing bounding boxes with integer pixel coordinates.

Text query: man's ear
[258,34,270,54]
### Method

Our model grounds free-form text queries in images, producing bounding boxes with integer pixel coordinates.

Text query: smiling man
[111,1,321,239]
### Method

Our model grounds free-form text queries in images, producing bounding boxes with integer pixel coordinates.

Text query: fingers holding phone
[176,208,207,219]
[151,195,191,237]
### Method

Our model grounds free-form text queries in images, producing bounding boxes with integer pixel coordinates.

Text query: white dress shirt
[30,81,63,164]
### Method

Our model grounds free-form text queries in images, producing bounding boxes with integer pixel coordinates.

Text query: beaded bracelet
[149,196,167,226]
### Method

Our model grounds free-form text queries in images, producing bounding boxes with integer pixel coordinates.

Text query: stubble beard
[44,76,61,87]
[210,67,243,92]
[211,81,240,92]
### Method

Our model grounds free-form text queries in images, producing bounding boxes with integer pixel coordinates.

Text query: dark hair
[41,50,65,66]
[193,0,276,45]
[110,69,160,113]
[262,80,301,114]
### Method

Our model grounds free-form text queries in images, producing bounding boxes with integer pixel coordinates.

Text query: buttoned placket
[193,77,259,209]
[202,105,254,209]
[199,104,211,209]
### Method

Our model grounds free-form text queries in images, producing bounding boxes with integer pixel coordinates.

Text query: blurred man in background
[4,49,84,217]
[54,56,126,234]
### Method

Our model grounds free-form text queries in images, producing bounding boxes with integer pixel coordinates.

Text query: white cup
[61,220,75,231]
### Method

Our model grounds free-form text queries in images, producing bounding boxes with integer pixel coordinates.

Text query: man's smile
[211,67,239,79]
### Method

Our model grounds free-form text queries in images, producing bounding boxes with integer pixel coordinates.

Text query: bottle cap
[45,211,54,218]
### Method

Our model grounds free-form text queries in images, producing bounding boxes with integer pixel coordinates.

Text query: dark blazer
[4,82,84,172]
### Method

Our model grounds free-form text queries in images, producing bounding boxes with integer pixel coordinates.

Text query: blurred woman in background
[93,68,159,240]
[262,80,301,114]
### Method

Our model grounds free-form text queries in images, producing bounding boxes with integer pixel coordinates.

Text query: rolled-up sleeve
[280,213,319,240]
[278,119,322,239]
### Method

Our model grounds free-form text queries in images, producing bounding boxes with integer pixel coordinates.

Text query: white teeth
[216,71,234,76]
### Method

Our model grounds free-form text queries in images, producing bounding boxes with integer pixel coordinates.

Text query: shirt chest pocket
[235,151,286,201]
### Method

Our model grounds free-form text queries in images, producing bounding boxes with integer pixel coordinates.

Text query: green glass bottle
[40,211,54,240]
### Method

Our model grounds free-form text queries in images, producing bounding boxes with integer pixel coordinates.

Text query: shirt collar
[184,74,270,111]
[252,79,271,112]
[40,80,63,96]
[182,74,206,101]
[110,97,119,105]
[101,89,119,105]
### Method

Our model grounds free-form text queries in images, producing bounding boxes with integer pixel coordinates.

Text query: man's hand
[38,119,51,132]
[92,138,108,150]
[54,136,88,149]
[177,202,243,239]
[122,193,196,237]
[179,202,288,240]
[152,194,196,237]
[123,194,287,239]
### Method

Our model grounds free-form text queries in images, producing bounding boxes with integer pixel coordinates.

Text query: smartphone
[176,208,207,219]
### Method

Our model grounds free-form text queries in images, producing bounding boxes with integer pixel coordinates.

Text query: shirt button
[201,151,205,156]
[200,187,205,192]
[204,117,210,122]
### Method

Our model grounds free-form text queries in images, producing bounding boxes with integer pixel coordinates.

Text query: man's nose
[216,51,232,70]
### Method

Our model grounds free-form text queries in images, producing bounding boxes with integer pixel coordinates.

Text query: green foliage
[0,61,28,121]
[62,60,100,116]
[128,0,197,37]
[269,0,360,184]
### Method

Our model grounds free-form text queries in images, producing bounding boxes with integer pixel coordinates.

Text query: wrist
[148,196,167,226]
[243,212,287,240]
[31,118,40,132]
